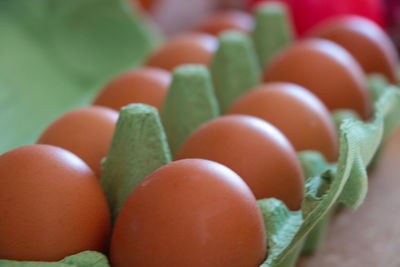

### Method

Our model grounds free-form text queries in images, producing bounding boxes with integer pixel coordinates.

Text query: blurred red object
[249,0,386,35]
[134,0,249,35]
[386,0,400,51]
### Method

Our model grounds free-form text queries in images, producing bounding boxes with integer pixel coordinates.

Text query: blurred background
[137,0,399,51]
[0,1,399,266]
[0,0,399,154]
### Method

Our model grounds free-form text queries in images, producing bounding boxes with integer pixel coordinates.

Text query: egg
[308,16,399,84]
[263,39,371,119]
[146,33,218,71]
[194,10,254,36]
[136,0,156,11]
[176,115,305,210]
[249,0,386,36]
[110,159,266,267]
[0,145,110,261]
[93,67,171,112]
[227,82,338,162]
[37,106,118,178]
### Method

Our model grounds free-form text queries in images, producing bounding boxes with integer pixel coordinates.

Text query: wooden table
[298,127,400,267]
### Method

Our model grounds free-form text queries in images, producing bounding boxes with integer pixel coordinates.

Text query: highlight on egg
[263,38,371,119]
[110,158,267,267]
[176,115,305,210]
[37,106,119,178]
[0,144,111,261]
[308,15,399,84]
[93,67,171,112]
[227,82,338,162]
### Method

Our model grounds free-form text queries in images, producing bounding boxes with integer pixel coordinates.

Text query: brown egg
[176,115,305,210]
[110,159,266,267]
[227,83,338,162]
[194,10,254,36]
[308,16,399,84]
[0,145,110,261]
[136,0,156,11]
[263,39,371,119]
[93,67,171,112]
[37,106,118,178]
[146,33,218,71]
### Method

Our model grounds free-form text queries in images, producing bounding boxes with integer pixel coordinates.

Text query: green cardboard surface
[0,0,158,154]
[161,65,219,156]
[2,2,400,266]
[0,251,109,267]
[252,2,293,67]
[259,88,400,266]
[100,104,171,223]
[210,31,261,113]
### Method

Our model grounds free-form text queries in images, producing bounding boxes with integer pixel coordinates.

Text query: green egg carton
[1,1,400,267]
[0,0,159,154]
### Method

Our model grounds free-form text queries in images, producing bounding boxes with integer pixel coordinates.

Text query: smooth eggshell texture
[146,33,218,71]
[176,115,305,210]
[194,10,254,36]
[227,83,338,162]
[37,106,118,178]
[0,145,111,261]
[263,39,371,119]
[110,159,267,267]
[93,67,171,112]
[308,16,399,84]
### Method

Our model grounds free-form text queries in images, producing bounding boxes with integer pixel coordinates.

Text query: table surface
[297,126,400,267]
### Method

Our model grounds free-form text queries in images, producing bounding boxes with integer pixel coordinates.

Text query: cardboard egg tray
[1,1,399,266]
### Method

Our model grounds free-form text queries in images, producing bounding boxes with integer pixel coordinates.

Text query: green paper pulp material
[271,244,303,267]
[367,74,389,102]
[366,75,400,139]
[297,151,335,254]
[376,88,400,139]
[161,65,219,156]
[258,88,400,266]
[101,104,171,223]
[0,0,158,154]
[129,0,164,48]
[369,87,400,167]
[301,207,334,254]
[298,152,336,219]
[332,109,361,132]
[0,251,110,267]
[298,151,335,179]
[258,199,303,267]
[252,2,293,67]
[210,31,261,114]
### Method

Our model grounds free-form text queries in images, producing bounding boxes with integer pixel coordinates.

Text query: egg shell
[176,115,305,210]
[263,39,371,119]
[0,144,111,261]
[308,16,399,84]
[37,106,118,178]
[194,10,254,36]
[227,82,338,162]
[110,158,267,267]
[93,67,171,112]
[146,33,218,71]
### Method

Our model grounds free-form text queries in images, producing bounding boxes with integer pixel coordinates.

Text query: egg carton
[1,1,399,266]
